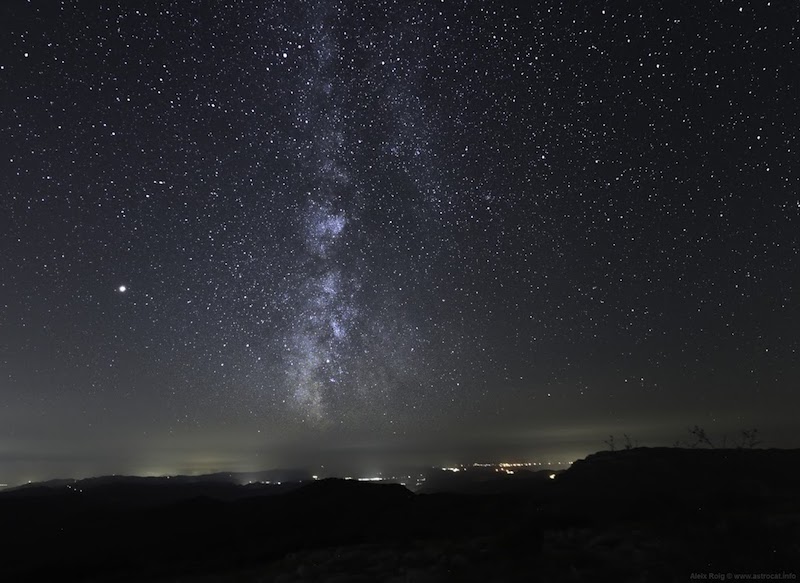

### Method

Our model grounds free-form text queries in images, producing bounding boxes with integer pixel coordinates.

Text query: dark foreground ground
[2,448,799,582]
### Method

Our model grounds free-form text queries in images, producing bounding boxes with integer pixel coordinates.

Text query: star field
[1,0,798,481]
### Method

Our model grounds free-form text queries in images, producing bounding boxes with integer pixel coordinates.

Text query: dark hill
[557,447,800,502]
[2,449,799,581]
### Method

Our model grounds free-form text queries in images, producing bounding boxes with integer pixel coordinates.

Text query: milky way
[277,2,443,421]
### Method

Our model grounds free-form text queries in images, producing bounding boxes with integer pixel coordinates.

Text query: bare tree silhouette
[686,425,715,448]
[622,434,638,450]
[737,428,761,449]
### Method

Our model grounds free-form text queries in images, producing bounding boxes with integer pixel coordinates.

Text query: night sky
[1,0,798,484]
